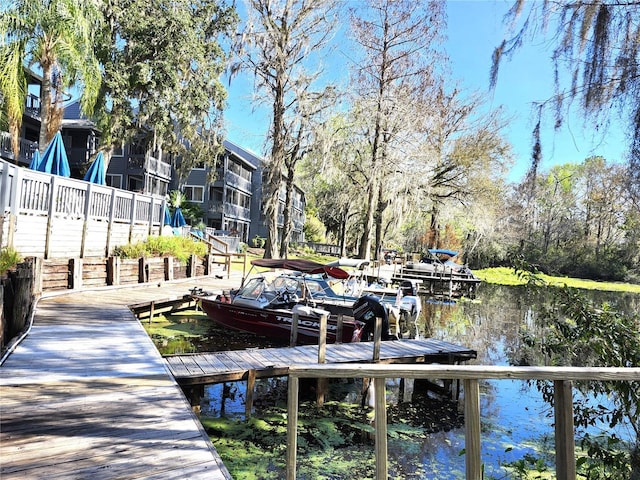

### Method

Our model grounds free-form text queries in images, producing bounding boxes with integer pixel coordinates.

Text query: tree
[348,0,445,260]
[492,1,640,205]
[0,0,102,158]
[94,0,236,174]
[231,0,339,259]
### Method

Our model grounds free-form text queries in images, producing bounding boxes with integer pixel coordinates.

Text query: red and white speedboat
[192,259,376,345]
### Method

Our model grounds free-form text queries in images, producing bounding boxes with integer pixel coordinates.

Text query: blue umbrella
[171,207,186,227]
[83,151,106,185]
[29,149,42,170]
[164,205,172,225]
[38,132,70,177]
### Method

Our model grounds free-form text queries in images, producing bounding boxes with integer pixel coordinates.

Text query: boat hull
[197,296,361,344]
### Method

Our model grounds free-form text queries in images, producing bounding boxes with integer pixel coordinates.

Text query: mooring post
[290,312,299,346]
[317,312,328,406]
[336,313,343,344]
[372,316,382,362]
[245,369,256,418]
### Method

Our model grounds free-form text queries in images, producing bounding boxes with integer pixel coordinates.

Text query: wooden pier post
[336,313,343,344]
[317,312,328,406]
[245,369,256,418]
[290,312,299,346]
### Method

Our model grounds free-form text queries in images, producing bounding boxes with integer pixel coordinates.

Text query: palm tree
[0,0,102,159]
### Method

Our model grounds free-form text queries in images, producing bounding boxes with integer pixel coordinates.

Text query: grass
[476,266,640,294]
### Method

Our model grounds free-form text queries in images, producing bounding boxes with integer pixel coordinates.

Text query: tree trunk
[359,184,377,260]
[263,79,286,259]
[39,62,53,153]
[279,166,295,258]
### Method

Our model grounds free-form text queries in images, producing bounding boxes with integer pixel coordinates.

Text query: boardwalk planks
[0,277,243,480]
[165,338,477,386]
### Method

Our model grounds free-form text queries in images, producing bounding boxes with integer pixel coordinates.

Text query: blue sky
[223,0,629,183]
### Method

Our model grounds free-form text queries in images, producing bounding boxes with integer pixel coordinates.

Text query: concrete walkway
[0,274,243,480]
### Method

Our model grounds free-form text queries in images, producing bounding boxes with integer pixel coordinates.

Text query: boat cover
[251,258,350,279]
[428,249,458,257]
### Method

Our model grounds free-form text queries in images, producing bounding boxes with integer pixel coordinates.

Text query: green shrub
[112,235,207,263]
[0,247,22,275]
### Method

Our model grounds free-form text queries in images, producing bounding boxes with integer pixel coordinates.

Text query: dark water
[159,284,640,478]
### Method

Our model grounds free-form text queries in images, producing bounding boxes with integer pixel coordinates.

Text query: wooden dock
[0,276,241,480]
[166,338,477,386]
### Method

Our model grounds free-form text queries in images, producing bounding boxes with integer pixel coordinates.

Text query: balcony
[208,201,251,221]
[24,94,41,119]
[224,170,252,193]
[127,153,172,180]
[0,132,38,165]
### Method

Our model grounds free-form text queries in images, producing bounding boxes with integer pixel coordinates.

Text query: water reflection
[151,284,639,478]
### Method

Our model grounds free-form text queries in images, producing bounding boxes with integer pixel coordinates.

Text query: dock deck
[166,338,477,386]
[0,276,240,480]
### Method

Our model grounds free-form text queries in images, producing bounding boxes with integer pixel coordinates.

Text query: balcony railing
[25,93,41,118]
[224,170,252,192]
[127,154,172,180]
[208,201,250,220]
[0,132,38,164]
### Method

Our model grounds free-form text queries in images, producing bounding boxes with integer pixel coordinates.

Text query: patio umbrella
[164,204,172,225]
[38,131,70,177]
[171,206,186,227]
[29,150,42,170]
[83,151,106,185]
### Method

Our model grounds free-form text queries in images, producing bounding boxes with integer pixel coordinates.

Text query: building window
[106,174,123,189]
[210,186,223,202]
[183,185,204,203]
[112,143,124,157]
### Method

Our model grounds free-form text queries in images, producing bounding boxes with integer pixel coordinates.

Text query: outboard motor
[352,295,393,341]
[400,279,419,297]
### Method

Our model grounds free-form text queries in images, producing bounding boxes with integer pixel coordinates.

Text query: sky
[222,0,629,183]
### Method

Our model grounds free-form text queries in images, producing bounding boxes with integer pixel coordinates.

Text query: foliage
[0,247,22,275]
[302,213,325,243]
[517,269,640,479]
[112,235,206,262]
[0,0,102,155]
[94,0,236,164]
[167,190,204,226]
[231,0,339,259]
[251,235,265,248]
[492,1,640,205]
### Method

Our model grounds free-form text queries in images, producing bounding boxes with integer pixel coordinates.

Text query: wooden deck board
[167,338,476,386]
[1,276,242,480]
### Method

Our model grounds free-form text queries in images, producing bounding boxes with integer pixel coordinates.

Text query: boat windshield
[236,277,270,299]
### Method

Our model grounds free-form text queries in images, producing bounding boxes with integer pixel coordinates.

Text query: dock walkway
[0,275,241,480]
[167,338,477,386]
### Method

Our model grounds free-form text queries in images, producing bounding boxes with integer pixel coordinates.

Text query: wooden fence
[286,364,640,480]
[0,158,167,258]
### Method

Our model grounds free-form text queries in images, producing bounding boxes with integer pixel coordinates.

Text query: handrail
[286,364,640,480]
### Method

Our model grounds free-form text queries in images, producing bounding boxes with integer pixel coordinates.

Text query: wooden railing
[0,158,167,258]
[286,364,640,480]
